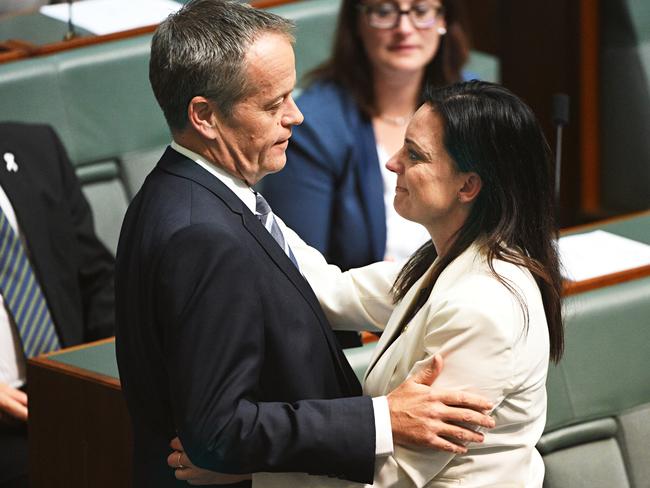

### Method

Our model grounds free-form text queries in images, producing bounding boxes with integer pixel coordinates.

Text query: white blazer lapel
[363,262,436,386]
[363,246,484,395]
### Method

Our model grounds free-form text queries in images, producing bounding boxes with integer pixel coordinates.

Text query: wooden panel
[579,0,600,213]
[28,350,132,488]
[465,0,599,226]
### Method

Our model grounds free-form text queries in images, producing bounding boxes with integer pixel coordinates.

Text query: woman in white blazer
[170,80,564,487]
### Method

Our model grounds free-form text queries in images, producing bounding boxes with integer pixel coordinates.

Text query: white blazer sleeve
[283,223,399,331]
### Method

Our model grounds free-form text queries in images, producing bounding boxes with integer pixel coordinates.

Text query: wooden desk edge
[28,336,121,390]
[0,0,301,63]
[563,263,650,296]
[561,209,650,235]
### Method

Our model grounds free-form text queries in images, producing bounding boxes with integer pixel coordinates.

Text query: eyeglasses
[358,1,445,30]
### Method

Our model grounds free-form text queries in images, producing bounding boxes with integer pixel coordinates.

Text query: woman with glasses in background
[264,0,470,273]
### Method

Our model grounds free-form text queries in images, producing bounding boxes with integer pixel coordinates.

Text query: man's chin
[266,155,288,175]
[252,157,287,185]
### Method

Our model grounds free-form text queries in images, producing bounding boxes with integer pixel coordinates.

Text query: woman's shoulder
[445,244,538,294]
[434,245,543,331]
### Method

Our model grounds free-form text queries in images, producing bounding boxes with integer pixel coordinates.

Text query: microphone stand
[64,0,77,41]
[552,93,570,219]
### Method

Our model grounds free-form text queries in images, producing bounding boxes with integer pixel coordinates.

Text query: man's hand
[387,355,496,454]
[0,382,28,425]
[167,437,252,485]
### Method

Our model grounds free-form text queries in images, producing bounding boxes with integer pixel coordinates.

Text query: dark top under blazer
[263,81,386,271]
[0,123,115,346]
[115,148,375,488]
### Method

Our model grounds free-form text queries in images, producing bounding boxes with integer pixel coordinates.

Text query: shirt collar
[170,140,257,214]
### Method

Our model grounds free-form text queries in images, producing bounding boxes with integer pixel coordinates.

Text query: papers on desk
[40,0,182,36]
[558,230,650,282]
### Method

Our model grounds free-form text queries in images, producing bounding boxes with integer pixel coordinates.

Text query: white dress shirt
[170,141,394,460]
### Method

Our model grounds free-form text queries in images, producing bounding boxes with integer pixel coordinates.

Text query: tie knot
[255,191,272,218]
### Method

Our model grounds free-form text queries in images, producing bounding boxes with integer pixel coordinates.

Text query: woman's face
[386,106,468,230]
[357,0,446,77]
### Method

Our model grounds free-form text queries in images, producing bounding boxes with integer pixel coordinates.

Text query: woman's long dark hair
[307,0,470,116]
[392,80,564,362]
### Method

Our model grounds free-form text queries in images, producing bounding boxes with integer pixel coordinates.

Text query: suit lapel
[241,210,361,393]
[160,148,360,393]
[364,246,483,391]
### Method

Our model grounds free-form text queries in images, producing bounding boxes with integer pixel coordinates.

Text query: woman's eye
[413,4,431,17]
[408,149,421,161]
[373,3,396,17]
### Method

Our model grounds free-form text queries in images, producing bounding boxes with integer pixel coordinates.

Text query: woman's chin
[393,200,413,222]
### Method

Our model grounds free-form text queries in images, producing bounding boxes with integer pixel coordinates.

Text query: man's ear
[458,172,482,203]
[187,96,218,139]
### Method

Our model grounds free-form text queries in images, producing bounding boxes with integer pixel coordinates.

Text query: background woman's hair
[306,0,470,116]
[392,80,564,362]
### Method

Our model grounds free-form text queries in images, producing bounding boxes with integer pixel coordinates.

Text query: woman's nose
[386,155,404,174]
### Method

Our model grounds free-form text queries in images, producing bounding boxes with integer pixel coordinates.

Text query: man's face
[213,32,304,185]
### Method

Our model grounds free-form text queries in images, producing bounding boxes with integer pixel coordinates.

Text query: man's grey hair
[149,0,295,132]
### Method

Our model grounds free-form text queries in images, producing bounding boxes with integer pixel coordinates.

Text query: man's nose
[283,96,304,126]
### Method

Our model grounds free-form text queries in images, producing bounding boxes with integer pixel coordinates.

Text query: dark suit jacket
[263,81,386,272]
[115,147,375,488]
[0,122,115,346]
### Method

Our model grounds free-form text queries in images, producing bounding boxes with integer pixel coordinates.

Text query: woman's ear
[458,172,482,203]
[187,96,218,139]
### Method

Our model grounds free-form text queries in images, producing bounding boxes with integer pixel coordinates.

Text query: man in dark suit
[115,2,494,487]
[0,122,115,488]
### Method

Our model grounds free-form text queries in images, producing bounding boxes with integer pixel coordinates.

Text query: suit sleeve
[284,223,398,332]
[157,224,375,483]
[379,278,519,487]
[50,126,115,341]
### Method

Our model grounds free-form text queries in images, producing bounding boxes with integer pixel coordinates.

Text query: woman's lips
[388,44,419,52]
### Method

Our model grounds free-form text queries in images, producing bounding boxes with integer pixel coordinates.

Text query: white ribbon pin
[3,153,18,172]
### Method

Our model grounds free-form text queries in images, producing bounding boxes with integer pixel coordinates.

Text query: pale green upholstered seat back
[541,276,650,488]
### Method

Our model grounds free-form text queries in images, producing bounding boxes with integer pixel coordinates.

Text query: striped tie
[254,191,298,268]
[0,209,60,358]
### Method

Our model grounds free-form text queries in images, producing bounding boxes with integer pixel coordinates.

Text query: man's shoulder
[124,165,244,245]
